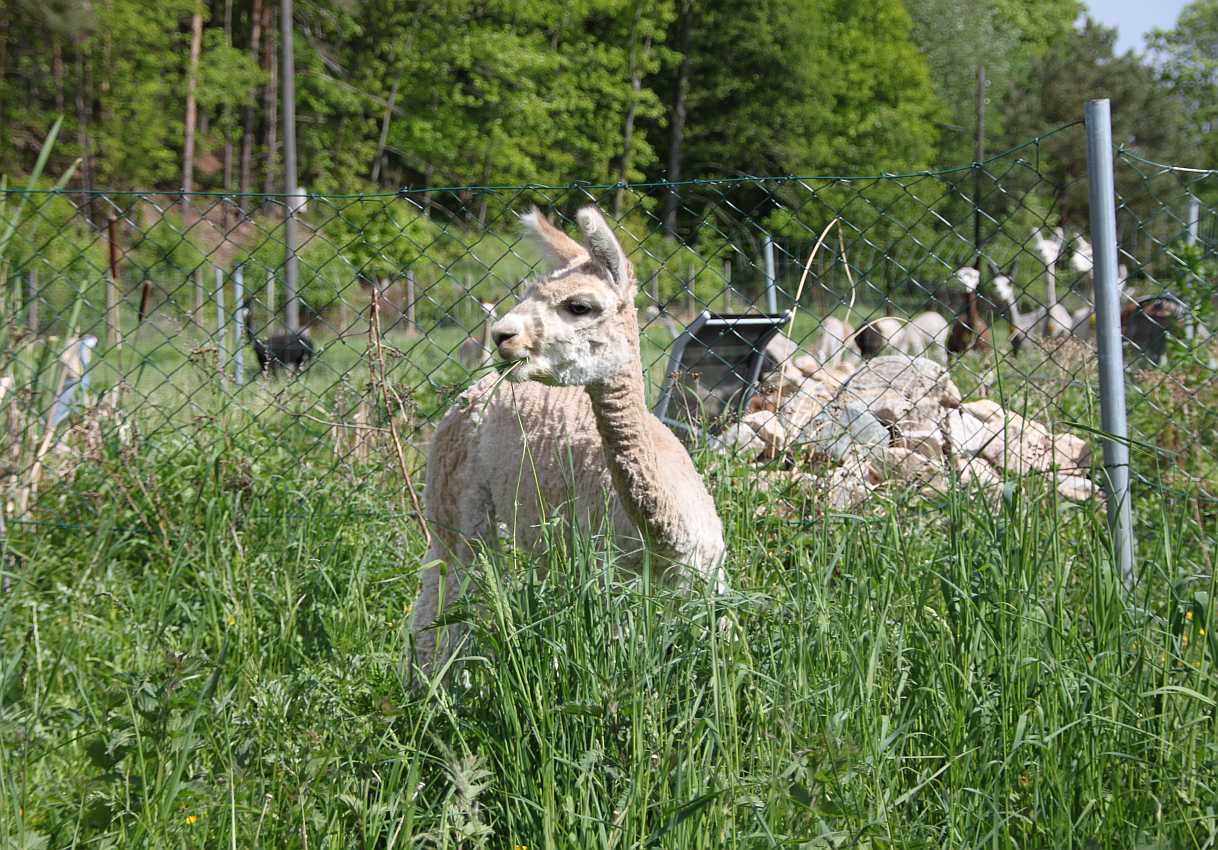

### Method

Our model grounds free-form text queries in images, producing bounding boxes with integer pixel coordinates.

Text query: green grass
[1,418,1216,849]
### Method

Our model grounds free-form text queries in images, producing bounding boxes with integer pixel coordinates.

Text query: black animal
[244,301,315,374]
[1121,294,1187,367]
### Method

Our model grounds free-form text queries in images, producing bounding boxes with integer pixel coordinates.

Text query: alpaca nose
[492,329,516,348]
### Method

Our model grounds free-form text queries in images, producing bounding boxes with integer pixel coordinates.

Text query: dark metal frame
[652,310,791,438]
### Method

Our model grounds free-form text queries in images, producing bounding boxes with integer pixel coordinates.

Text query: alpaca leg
[410,545,472,679]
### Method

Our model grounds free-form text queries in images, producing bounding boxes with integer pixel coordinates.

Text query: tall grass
[1,419,1215,849]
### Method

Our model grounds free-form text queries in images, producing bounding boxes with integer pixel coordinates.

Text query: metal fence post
[763,234,777,314]
[1084,98,1135,588]
[234,265,245,386]
[215,267,227,387]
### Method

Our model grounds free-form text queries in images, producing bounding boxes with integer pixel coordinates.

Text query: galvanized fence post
[1084,98,1135,588]
[763,234,777,314]
[215,267,227,387]
[234,265,245,386]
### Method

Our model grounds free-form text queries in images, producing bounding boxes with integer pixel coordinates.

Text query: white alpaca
[811,316,856,369]
[906,309,950,364]
[1031,227,1073,337]
[1065,234,1130,340]
[992,273,1037,354]
[411,206,727,677]
[458,300,498,370]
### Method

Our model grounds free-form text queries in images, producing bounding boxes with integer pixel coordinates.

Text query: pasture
[2,320,1217,848]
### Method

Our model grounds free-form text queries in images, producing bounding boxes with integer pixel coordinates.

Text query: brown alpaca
[947,267,990,356]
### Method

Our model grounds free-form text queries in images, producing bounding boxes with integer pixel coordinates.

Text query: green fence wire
[1,121,1215,536]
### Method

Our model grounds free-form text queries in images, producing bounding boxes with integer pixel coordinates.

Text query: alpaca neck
[585,364,683,554]
[1006,296,1023,329]
[965,290,979,324]
[1044,263,1059,332]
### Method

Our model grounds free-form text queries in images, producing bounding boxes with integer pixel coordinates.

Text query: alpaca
[853,316,905,359]
[244,302,314,374]
[458,300,498,370]
[410,206,727,676]
[1031,227,1073,337]
[812,316,856,368]
[993,273,1038,355]
[946,267,990,356]
[1122,294,1187,366]
[905,310,949,364]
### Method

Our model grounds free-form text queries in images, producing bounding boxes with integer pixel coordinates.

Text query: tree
[1149,0,1218,167]
[1002,18,1190,225]
[906,0,1082,163]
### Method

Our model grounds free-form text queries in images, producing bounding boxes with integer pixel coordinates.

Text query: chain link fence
[2,118,1215,545]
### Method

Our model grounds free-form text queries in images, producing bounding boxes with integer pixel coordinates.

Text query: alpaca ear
[576,206,632,292]
[519,207,588,269]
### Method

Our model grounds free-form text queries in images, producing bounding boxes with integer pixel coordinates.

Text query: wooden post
[136,279,152,326]
[106,215,121,348]
[404,268,417,336]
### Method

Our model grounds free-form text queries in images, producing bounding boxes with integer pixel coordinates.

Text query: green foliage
[1149,0,1218,167]
[1170,241,1218,327]
[1003,18,1193,226]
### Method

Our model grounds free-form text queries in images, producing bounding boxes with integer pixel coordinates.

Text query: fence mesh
[2,121,1215,534]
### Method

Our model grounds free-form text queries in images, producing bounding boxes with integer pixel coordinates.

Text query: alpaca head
[955,267,981,292]
[991,273,1015,306]
[491,206,638,386]
[1032,227,1064,267]
[1071,235,1094,274]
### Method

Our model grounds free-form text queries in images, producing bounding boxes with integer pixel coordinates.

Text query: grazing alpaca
[946,267,990,356]
[244,302,314,374]
[905,310,950,364]
[410,206,727,676]
[458,300,498,370]
[854,316,905,359]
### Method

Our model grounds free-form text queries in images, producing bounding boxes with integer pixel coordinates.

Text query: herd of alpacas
[411,208,1195,679]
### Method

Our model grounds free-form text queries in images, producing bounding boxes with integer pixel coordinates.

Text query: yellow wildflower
[186,815,198,826]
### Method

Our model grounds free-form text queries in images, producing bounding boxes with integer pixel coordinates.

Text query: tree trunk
[262,0,278,201]
[73,32,95,223]
[238,0,264,207]
[221,0,235,229]
[182,2,204,196]
[52,39,65,114]
[615,7,649,218]
[370,78,399,185]
[663,2,693,239]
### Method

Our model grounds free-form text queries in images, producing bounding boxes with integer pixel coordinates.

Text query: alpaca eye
[566,301,592,317]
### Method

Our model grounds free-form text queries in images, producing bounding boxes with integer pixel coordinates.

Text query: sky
[1085,0,1191,54]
